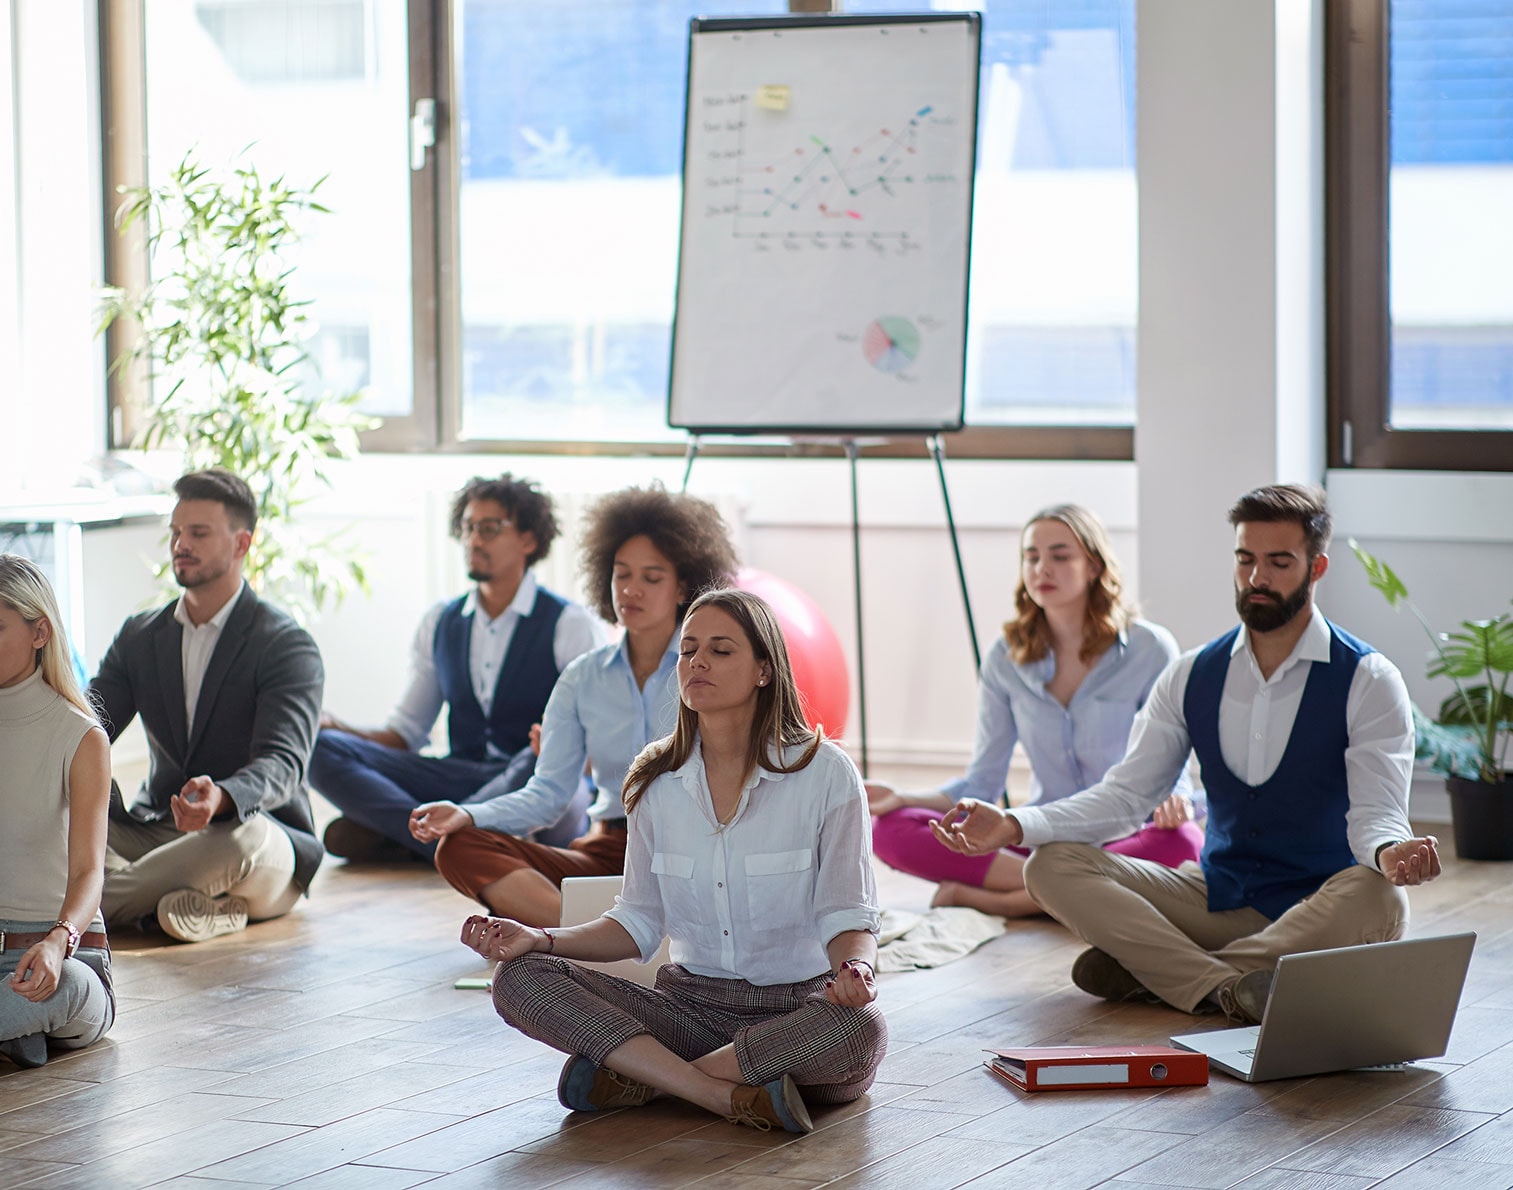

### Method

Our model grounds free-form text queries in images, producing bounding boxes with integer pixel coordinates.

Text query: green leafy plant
[99,153,375,621]
[1351,540,1513,783]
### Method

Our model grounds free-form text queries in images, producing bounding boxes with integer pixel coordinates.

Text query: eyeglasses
[459,518,513,541]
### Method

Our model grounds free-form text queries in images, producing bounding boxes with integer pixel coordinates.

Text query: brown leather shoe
[726,1073,813,1134]
[1070,948,1163,1004]
[556,1055,654,1111]
[322,817,412,863]
[1212,969,1274,1025]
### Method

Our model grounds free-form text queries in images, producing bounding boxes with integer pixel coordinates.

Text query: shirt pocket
[744,849,814,931]
[651,851,702,925]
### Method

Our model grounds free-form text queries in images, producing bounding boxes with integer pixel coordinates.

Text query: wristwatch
[51,919,81,958]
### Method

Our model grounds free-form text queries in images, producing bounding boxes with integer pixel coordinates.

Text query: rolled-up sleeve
[603,795,666,962]
[465,660,588,834]
[385,603,446,752]
[813,749,881,943]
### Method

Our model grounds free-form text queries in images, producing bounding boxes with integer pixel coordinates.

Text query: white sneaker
[156,889,249,943]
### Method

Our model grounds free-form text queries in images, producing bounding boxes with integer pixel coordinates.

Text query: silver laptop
[1170,932,1476,1082]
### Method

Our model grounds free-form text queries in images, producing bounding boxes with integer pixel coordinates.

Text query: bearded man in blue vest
[311,475,604,862]
[931,484,1440,1024]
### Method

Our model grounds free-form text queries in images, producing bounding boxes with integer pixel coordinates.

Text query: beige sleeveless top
[1,667,97,920]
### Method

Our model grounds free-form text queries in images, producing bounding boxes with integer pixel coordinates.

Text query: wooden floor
[2,827,1511,1189]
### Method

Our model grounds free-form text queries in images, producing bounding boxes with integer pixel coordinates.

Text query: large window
[1329,0,1513,471]
[104,0,1138,458]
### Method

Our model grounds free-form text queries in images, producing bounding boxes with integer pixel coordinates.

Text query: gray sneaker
[156,889,249,943]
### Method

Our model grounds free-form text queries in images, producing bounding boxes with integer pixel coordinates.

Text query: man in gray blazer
[89,469,324,942]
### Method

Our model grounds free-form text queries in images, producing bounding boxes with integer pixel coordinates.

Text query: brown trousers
[435,821,628,903]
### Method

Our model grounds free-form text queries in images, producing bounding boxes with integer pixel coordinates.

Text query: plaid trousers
[493,954,888,1105]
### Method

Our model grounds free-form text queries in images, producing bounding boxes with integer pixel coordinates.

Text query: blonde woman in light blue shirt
[867,505,1202,917]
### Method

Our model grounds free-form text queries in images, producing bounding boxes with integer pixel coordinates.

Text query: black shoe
[322,817,411,862]
[1211,968,1274,1025]
[1070,947,1163,1004]
[0,1033,48,1068]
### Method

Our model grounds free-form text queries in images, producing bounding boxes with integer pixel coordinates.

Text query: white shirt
[606,738,880,986]
[1013,608,1416,872]
[386,572,605,753]
[174,583,245,728]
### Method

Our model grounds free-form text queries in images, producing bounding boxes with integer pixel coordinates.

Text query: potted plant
[99,153,375,621]
[1351,541,1513,861]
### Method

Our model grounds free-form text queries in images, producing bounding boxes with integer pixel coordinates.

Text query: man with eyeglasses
[310,475,604,862]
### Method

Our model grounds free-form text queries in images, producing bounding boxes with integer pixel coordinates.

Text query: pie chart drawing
[862,316,921,374]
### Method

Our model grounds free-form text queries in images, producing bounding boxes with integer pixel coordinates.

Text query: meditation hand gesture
[1379,836,1442,886]
[823,959,878,1008]
[1151,792,1194,829]
[6,938,64,1003]
[172,775,226,832]
[410,801,471,842]
[928,798,1022,855]
[461,914,544,964]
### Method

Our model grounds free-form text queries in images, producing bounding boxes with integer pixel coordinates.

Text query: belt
[0,929,110,952]
[600,819,629,833]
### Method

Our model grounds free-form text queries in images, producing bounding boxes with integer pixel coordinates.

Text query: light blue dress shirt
[465,634,682,836]
[941,619,1194,810]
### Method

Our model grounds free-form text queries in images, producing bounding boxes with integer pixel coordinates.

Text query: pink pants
[870,805,1205,886]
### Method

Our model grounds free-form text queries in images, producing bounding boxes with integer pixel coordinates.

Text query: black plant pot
[1446,774,1513,862]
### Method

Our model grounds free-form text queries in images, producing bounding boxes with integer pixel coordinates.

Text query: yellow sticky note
[754,84,791,112]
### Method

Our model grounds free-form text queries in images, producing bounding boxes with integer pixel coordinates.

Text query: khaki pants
[1023,842,1409,1012]
[102,814,301,927]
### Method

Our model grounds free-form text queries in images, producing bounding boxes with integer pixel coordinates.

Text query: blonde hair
[0,554,97,720]
[1003,505,1131,665]
[623,588,821,814]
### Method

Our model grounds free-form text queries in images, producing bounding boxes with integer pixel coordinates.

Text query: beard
[466,566,491,583]
[174,559,227,590]
[1235,576,1312,633]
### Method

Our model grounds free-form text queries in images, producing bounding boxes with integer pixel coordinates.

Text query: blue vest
[1187,620,1370,920]
[433,586,567,762]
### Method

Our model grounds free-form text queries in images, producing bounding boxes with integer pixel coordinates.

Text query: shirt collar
[603,626,680,671]
[173,581,244,632]
[1014,623,1129,684]
[1232,604,1330,675]
[671,734,789,798]
[461,570,538,623]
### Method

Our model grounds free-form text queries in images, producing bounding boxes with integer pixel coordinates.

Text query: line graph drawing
[698,97,960,241]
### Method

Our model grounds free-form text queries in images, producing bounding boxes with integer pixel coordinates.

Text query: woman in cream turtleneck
[0,554,113,1068]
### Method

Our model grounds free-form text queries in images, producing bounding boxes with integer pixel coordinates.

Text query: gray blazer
[89,585,326,892]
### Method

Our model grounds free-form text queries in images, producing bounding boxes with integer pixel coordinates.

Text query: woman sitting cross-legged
[460,588,887,1135]
[1,555,114,1068]
[414,483,738,927]
[867,504,1204,917]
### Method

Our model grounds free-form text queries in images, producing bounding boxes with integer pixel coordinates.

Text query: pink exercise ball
[736,567,850,738]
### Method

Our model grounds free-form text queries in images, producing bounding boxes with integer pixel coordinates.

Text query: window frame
[100,0,1134,463]
[1326,0,1513,473]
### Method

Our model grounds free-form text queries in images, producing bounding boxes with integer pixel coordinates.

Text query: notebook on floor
[1170,932,1475,1082]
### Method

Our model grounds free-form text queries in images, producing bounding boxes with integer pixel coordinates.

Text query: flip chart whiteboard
[668,13,980,434]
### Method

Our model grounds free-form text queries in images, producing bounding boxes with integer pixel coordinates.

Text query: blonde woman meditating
[867,505,1202,917]
[0,555,113,1068]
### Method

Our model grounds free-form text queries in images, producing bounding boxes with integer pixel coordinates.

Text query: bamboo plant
[99,153,375,621]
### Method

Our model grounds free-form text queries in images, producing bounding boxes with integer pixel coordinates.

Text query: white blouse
[606,737,880,986]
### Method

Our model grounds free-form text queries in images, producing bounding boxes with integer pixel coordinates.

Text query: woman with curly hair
[415,484,738,926]
[866,505,1203,917]
[461,589,885,1135]
[1,555,113,1067]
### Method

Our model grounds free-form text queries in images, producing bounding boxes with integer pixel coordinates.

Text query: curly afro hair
[579,483,738,623]
[449,474,559,565]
